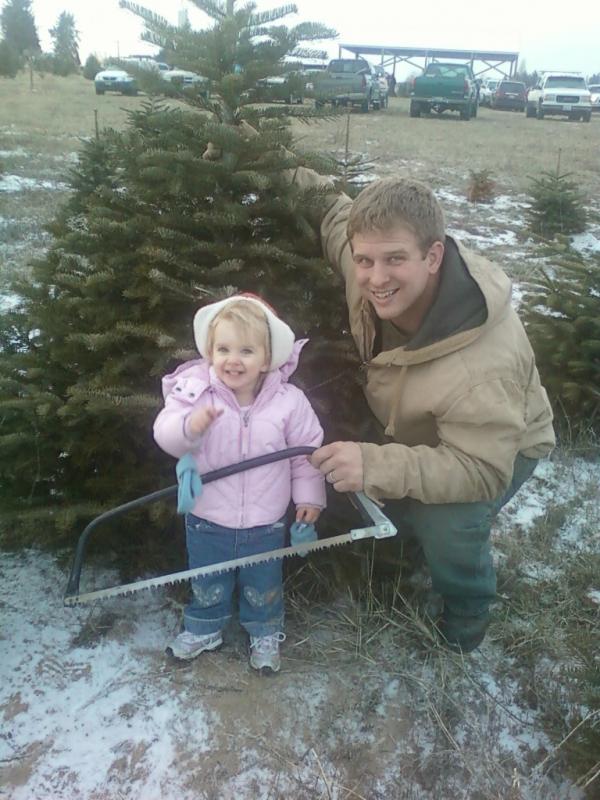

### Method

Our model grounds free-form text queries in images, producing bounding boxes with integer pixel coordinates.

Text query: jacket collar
[365,236,512,366]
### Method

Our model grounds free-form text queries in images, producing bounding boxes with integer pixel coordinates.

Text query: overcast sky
[31,0,600,78]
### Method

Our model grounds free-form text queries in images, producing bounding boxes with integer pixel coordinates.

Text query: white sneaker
[249,632,286,673]
[166,630,223,661]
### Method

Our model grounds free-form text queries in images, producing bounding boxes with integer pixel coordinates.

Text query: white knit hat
[193,293,295,370]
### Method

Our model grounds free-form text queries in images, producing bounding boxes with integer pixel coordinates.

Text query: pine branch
[289,22,338,42]
[247,5,298,27]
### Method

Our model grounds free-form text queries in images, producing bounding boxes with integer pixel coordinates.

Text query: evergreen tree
[0,2,365,556]
[522,248,600,439]
[49,11,80,75]
[82,53,101,80]
[0,36,20,76]
[527,169,587,240]
[0,0,39,56]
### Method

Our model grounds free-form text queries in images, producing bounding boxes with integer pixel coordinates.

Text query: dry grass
[290,97,600,198]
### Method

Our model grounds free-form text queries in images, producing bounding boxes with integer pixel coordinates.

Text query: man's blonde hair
[206,299,271,365]
[347,177,445,254]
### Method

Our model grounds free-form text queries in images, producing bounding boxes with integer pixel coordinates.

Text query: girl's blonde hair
[206,299,271,365]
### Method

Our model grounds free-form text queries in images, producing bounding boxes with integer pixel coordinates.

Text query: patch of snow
[492,194,531,211]
[0,147,28,158]
[587,589,600,605]
[571,231,600,253]
[0,175,69,193]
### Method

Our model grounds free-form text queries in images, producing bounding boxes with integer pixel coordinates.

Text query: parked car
[409,62,478,120]
[94,68,138,96]
[161,69,210,98]
[490,80,527,111]
[479,78,500,107]
[589,84,600,111]
[312,58,386,112]
[526,72,592,121]
[248,71,305,104]
[121,56,170,73]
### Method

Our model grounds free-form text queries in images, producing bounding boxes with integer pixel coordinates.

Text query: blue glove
[176,454,203,515]
[290,522,317,557]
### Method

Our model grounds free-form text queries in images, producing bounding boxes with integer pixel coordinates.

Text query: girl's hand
[295,506,321,524]
[187,406,223,436]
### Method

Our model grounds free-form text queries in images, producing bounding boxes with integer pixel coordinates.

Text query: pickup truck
[313,58,385,112]
[248,71,305,104]
[525,72,592,122]
[409,62,478,120]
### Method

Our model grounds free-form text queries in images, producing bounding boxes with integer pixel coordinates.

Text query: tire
[582,111,591,122]
[409,100,421,118]
[526,103,536,118]
[95,85,104,95]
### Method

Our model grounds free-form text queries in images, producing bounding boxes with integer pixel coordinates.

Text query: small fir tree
[527,167,587,240]
[521,247,600,439]
[0,2,367,556]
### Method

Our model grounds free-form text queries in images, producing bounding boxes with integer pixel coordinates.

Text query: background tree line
[0,0,80,77]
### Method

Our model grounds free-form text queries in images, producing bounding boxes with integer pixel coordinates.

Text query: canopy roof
[338,44,519,78]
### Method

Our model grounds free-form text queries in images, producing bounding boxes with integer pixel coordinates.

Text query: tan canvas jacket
[290,169,555,505]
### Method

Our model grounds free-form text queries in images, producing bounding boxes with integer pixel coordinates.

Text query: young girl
[153,295,325,673]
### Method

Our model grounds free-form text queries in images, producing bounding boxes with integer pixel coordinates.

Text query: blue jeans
[183,514,286,638]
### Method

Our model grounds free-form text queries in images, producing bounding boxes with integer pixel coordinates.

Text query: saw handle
[64,446,318,602]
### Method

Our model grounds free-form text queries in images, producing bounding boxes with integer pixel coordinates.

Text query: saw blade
[64,531,357,606]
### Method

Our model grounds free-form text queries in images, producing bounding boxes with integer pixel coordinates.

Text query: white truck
[525,72,592,122]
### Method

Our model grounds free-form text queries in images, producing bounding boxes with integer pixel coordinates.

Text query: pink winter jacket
[153,340,326,529]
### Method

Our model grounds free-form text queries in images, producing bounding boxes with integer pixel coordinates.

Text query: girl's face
[210,318,269,403]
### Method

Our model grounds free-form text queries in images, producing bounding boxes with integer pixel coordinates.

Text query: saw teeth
[66,532,358,605]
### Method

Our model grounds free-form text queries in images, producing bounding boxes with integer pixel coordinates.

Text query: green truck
[409,62,478,120]
[313,58,386,112]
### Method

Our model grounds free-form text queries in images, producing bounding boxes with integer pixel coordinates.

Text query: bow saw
[64,447,397,607]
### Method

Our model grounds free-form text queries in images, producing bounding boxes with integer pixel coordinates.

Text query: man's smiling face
[351,224,444,334]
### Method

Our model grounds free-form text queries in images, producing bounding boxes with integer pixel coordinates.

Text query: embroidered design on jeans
[244,586,280,608]
[192,582,224,607]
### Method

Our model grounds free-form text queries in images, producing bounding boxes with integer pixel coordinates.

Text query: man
[306,176,555,652]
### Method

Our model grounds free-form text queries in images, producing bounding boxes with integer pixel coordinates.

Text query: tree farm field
[2,73,600,800]
[2,71,600,296]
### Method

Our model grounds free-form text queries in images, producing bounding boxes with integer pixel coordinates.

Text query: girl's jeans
[183,514,286,638]
[383,452,539,620]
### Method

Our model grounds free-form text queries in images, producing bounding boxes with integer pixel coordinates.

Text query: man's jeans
[183,514,286,638]
[383,453,539,620]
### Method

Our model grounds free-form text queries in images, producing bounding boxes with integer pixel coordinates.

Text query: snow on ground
[1,456,597,799]
[0,174,69,193]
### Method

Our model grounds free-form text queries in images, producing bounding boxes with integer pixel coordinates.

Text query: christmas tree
[0,2,365,558]
[522,247,600,441]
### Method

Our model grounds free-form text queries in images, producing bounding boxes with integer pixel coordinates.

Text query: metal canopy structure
[338,44,520,79]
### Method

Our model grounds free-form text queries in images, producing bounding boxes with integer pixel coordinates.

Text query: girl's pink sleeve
[153,373,205,458]
[285,388,327,509]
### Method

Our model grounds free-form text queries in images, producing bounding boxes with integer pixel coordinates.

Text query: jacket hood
[371,236,513,367]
